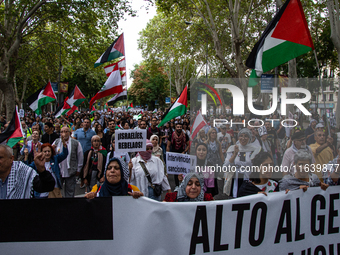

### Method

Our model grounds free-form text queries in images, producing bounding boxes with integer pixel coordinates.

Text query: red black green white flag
[66,106,78,117]
[26,82,57,114]
[90,106,96,115]
[94,33,125,68]
[127,102,133,110]
[246,0,314,86]
[0,107,24,148]
[66,85,86,107]
[158,85,188,127]
[54,99,71,118]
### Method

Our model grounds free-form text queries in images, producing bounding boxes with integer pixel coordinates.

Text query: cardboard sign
[19,109,24,118]
[166,152,196,175]
[115,129,146,153]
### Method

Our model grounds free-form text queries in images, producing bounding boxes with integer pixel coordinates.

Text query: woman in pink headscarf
[129,139,171,201]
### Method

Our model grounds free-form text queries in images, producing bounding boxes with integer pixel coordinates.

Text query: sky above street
[117,2,157,88]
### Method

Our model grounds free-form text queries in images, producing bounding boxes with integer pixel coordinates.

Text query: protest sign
[166,152,196,175]
[115,129,146,153]
[1,188,339,255]
[19,109,24,118]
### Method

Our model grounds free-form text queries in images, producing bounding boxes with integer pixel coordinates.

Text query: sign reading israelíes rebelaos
[115,129,146,153]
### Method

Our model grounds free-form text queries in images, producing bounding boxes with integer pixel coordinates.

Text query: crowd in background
[0,108,339,201]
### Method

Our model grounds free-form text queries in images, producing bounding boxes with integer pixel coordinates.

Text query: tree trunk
[0,90,4,115]
[217,88,226,114]
[327,0,340,126]
[287,58,297,117]
[2,81,15,120]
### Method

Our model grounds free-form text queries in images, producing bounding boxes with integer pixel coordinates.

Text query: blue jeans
[148,186,161,201]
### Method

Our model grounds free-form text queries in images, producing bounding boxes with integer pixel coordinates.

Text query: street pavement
[72,174,178,200]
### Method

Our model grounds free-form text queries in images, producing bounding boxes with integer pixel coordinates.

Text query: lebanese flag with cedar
[89,64,123,109]
[190,110,207,140]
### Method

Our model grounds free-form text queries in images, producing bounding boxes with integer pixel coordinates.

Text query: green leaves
[128,61,169,109]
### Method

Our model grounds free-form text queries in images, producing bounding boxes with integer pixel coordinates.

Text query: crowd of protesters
[0,108,338,201]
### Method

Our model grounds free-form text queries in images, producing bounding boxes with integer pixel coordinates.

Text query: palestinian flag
[96,145,107,157]
[66,106,78,116]
[127,103,133,110]
[0,107,24,148]
[90,106,96,115]
[26,82,57,115]
[133,114,142,120]
[158,85,188,127]
[55,99,71,118]
[190,110,207,140]
[107,90,127,106]
[89,64,123,109]
[94,33,125,68]
[246,0,314,86]
[115,124,123,130]
[66,85,86,107]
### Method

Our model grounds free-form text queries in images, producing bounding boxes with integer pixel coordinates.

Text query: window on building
[312,95,316,101]
[323,94,326,102]
[330,94,333,101]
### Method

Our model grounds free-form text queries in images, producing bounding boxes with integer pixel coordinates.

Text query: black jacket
[41,132,59,145]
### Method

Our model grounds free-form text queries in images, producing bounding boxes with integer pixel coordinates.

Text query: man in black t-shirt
[147,117,161,139]
[41,122,59,145]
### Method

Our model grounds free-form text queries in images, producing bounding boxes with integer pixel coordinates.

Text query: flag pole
[313,50,330,137]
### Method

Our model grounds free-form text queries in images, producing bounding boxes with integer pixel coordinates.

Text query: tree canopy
[0,0,137,118]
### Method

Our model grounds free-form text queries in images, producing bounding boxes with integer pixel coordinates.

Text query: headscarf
[224,128,261,196]
[99,158,129,197]
[138,139,153,161]
[177,173,205,202]
[227,128,258,154]
[150,134,160,153]
[238,128,252,143]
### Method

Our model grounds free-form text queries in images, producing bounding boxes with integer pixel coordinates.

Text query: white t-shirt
[217,132,231,144]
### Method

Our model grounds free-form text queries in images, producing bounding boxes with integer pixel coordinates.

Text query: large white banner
[166,152,196,175]
[2,187,340,255]
[115,129,146,152]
